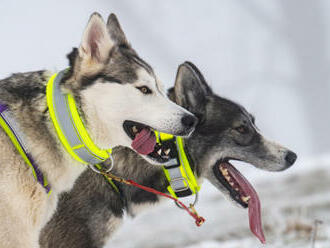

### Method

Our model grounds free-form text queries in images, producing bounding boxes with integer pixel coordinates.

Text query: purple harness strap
[0,103,51,194]
[0,104,7,113]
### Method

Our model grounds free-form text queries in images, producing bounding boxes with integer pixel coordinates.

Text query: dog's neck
[78,90,119,149]
[0,71,92,194]
[111,135,202,216]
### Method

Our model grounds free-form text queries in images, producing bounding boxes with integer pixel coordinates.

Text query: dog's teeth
[132,126,138,134]
[220,168,229,176]
[225,175,231,182]
[157,149,162,156]
[235,187,239,191]
[229,182,234,186]
[241,196,251,203]
[164,149,171,155]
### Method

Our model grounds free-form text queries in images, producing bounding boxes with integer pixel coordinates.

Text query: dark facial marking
[250,114,256,124]
[79,74,122,89]
[131,55,154,75]
[60,48,79,84]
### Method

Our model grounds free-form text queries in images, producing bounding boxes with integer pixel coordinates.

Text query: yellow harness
[155,131,200,199]
[46,71,113,171]
[0,104,51,194]
[47,70,200,199]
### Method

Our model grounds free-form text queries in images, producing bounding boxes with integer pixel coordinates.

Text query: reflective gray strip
[52,70,104,164]
[165,138,192,193]
[1,110,29,151]
[53,71,81,147]
[166,166,188,192]
[75,147,102,164]
[167,158,178,166]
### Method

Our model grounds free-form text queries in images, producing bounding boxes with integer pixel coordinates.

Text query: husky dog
[0,13,196,248]
[40,62,297,248]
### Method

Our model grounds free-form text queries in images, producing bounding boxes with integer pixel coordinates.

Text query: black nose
[285,151,297,166]
[181,115,197,129]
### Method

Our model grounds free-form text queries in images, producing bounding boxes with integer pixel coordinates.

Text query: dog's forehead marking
[237,105,254,124]
[237,105,260,132]
[135,68,165,94]
[131,55,154,76]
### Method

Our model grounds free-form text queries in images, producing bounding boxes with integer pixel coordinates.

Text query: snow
[107,155,330,248]
[0,1,329,247]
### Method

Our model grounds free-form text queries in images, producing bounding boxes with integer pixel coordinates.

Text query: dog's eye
[137,86,152,95]
[235,125,248,134]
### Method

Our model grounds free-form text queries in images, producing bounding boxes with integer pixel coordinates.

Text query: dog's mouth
[123,121,171,163]
[213,159,265,244]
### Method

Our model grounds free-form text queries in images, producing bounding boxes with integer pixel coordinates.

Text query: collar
[155,131,200,199]
[0,104,51,194]
[104,130,201,200]
[46,70,113,170]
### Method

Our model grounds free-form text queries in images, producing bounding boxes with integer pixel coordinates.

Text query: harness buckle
[169,177,189,193]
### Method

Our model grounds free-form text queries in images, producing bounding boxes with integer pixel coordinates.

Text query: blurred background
[1,0,329,247]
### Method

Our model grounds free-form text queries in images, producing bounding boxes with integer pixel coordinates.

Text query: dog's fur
[40,62,297,248]
[0,13,196,248]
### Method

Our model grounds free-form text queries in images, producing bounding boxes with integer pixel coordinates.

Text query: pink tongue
[224,163,266,244]
[131,128,156,155]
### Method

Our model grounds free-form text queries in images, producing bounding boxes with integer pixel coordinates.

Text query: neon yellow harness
[155,131,200,199]
[46,70,199,199]
[46,71,113,171]
[0,105,51,194]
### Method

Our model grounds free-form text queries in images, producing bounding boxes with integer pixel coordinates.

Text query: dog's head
[62,13,197,165]
[170,62,297,242]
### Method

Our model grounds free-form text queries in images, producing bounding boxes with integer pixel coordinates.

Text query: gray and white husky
[0,13,196,248]
[40,62,297,248]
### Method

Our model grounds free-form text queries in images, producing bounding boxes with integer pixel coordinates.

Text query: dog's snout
[285,151,297,166]
[181,115,197,130]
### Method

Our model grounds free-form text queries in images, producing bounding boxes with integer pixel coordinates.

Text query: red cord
[101,172,205,226]
[127,179,205,226]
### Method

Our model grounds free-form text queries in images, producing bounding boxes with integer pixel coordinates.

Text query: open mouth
[213,159,265,244]
[123,121,171,163]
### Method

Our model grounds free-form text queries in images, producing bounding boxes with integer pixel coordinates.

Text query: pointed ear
[106,13,129,47]
[79,13,114,66]
[167,87,175,102]
[174,61,212,115]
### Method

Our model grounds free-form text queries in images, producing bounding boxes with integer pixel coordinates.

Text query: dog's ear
[167,87,175,102]
[174,62,212,115]
[79,12,113,69]
[106,13,129,47]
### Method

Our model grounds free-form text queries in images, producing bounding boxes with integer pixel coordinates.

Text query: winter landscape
[109,155,330,248]
[1,0,329,247]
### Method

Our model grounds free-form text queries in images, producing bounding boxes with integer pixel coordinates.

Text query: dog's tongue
[131,128,156,155]
[225,163,266,244]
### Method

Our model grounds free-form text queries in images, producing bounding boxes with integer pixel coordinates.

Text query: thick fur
[0,13,195,248]
[40,62,297,248]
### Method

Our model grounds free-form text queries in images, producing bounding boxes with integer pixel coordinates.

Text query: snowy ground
[107,155,330,248]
